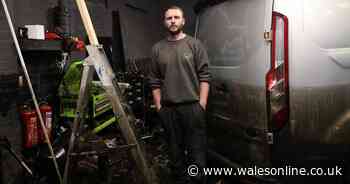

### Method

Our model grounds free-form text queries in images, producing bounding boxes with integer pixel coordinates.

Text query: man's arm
[195,39,211,110]
[199,82,209,110]
[149,45,162,111]
[152,88,162,111]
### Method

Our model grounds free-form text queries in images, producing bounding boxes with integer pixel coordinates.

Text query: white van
[194,0,350,183]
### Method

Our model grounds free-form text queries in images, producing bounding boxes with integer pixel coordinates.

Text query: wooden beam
[75,0,99,45]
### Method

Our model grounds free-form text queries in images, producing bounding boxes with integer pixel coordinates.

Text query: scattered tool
[0,137,33,176]
[69,144,136,157]
[0,0,63,183]
[62,0,154,184]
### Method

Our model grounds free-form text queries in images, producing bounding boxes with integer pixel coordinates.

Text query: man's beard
[168,25,183,36]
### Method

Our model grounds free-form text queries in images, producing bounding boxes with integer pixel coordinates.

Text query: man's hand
[199,100,207,110]
[152,89,162,112]
[156,105,162,112]
[199,82,209,110]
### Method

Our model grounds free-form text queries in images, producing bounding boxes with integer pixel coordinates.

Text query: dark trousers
[158,102,207,184]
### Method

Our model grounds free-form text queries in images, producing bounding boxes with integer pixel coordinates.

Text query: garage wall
[0,0,198,76]
[0,0,163,73]
[0,0,17,75]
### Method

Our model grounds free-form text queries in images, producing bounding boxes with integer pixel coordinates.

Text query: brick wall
[0,0,18,75]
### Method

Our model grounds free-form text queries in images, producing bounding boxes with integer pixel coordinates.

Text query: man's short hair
[164,5,185,18]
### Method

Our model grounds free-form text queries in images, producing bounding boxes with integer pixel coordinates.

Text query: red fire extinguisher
[38,102,53,143]
[20,105,38,148]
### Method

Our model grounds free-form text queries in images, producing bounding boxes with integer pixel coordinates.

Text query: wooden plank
[68,1,155,184]
[75,0,99,45]
[105,85,153,184]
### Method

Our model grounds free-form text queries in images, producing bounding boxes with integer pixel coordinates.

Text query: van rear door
[196,0,274,167]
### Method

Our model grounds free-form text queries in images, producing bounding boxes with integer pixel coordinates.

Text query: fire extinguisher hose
[0,0,63,183]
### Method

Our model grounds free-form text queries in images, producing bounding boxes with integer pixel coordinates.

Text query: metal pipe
[1,137,33,176]
[0,0,63,183]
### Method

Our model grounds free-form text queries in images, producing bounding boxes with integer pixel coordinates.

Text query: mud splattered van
[194,0,350,183]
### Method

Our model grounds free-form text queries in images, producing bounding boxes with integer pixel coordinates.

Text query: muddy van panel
[274,0,350,87]
[196,0,350,174]
[273,0,350,143]
[196,0,274,167]
[290,85,350,143]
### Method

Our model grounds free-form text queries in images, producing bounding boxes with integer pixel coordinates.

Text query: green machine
[58,60,116,134]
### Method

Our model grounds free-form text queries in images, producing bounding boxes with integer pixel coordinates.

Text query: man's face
[164,9,185,35]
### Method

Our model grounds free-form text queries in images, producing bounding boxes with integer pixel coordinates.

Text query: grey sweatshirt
[149,35,210,104]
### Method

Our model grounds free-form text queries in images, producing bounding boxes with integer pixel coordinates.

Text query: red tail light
[266,11,289,131]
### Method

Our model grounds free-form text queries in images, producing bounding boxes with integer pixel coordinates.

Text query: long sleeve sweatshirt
[149,35,210,104]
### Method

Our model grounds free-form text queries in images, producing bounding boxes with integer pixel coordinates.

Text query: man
[149,6,210,184]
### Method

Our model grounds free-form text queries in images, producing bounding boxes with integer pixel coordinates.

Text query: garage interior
[1,0,350,184]
[0,0,202,183]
